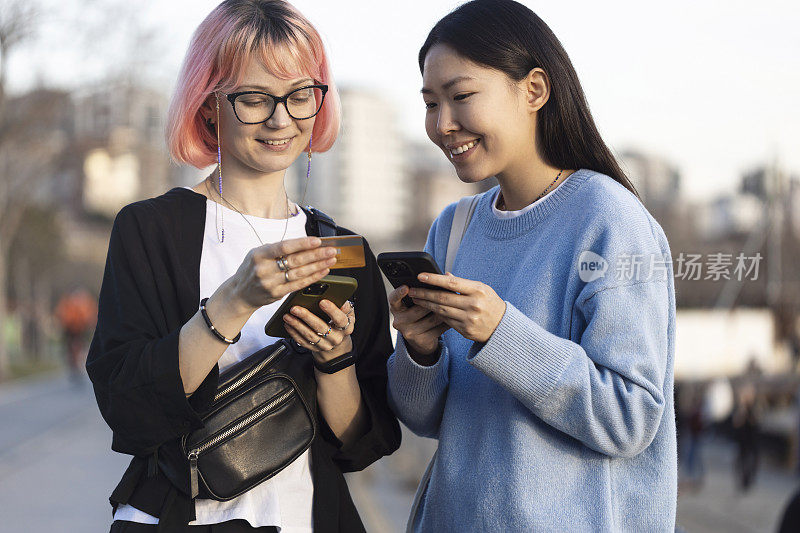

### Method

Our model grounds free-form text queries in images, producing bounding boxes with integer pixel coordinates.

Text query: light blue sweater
[387,169,677,532]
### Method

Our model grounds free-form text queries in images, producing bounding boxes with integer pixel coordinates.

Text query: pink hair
[166,0,341,168]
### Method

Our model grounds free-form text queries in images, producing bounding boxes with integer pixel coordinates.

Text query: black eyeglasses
[220,84,328,124]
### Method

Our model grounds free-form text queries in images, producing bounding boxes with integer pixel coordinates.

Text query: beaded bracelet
[200,298,241,345]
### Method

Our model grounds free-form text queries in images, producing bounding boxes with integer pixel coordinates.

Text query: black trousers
[110,520,279,532]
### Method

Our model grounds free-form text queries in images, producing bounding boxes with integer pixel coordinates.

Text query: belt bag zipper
[214,343,288,403]
[186,379,297,499]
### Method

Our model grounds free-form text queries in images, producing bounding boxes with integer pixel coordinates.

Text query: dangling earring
[214,92,225,243]
[298,132,312,209]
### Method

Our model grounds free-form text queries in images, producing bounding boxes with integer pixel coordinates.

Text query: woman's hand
[408,272,506,344]
[388,285,451,360]
[283,299,356,362]
[228,236,338,313]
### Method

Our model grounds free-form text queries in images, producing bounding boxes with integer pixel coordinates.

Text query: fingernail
[311,237,321,245]
[292,306,300,313]
[419,274,429,281]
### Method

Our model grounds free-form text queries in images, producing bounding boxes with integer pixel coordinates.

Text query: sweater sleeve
[86,206,218,457]
[467,278,671,458]
[387,335,450,438]
[320,236,402,471]
[386,210,453,439]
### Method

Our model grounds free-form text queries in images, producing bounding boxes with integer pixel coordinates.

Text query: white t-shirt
[490,173,572,219]
[113,193,314,531]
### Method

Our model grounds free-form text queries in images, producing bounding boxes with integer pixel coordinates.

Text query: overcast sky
[8,0,800,200]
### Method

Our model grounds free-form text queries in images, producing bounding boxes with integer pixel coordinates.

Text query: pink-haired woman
[86,1,400,531]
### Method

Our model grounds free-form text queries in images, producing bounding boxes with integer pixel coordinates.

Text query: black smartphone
[377,251,453,308]
[264,275,358,338]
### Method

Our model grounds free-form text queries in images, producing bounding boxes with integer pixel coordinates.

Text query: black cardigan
[86,187,401,531]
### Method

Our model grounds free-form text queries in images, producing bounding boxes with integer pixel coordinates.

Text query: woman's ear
[521,67,550,113]
[200,96,216,123]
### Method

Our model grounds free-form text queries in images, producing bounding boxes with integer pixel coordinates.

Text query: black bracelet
[313,351,356,374]
[200,298,241,345]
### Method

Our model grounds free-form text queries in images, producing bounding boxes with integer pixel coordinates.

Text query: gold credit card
[319,235,365,269]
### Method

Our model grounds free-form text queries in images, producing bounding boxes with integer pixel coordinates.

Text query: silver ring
[307,337,320,346]
[334,315,350,331]
[276,256,289,272]
[284,270,291,282]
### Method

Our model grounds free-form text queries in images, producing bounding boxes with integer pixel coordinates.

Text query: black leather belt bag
[171,338,317,501]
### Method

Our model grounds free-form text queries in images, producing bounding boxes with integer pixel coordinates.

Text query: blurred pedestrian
[675,383,687,464]
[795,380,800,476]
[85,1,400,531]
[386,1,677,531]
[684,387,707,487]
[733,383,761,492]
[54,288,97,384]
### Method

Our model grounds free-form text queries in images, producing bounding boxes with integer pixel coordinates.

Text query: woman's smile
[446,138,481,160]
[255,136,295,151]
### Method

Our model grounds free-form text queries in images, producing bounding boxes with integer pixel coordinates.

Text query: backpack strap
[444,194,480,273]
[301,205,338,237]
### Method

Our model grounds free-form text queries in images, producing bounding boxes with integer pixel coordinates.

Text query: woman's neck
[495,158,575,211]
[197,166,298,219]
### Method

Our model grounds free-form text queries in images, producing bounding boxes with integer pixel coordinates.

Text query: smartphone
[264,274,358,338]
[377,251,453,308]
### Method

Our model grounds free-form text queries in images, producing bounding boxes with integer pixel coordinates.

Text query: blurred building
[695,194,764,241]
[675,309,791,379]
[742,165,800,241]
[287,88,409,248]
[620,149,681,225]
[1,88,74,206]
[71,81,175,218]
[792,178,800,241]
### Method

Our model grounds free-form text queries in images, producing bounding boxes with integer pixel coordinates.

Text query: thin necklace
[204,176,298,245]
[497,169,564,211]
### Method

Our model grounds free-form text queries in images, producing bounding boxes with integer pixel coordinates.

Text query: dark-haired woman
[386,0,677,531]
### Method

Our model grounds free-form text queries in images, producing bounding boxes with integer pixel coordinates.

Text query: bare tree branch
[0,0,38,113]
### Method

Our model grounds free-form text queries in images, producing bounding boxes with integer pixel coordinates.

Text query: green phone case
[264,274,358,338]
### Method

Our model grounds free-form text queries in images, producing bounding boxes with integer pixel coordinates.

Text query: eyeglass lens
[234,87,324,123]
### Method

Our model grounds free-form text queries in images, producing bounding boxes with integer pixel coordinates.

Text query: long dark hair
[419,0,639,198]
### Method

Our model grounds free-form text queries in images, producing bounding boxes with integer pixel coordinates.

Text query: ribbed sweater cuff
[388,335,450,405]
[467,302,573,406]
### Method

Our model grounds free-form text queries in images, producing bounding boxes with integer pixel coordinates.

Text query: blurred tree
[0,1,49,380]
[0,0,36,116]
[0,89,67,378]
[8,207,65,361]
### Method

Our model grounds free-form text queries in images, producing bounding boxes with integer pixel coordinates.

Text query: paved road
[0,374,129,532]
[1,373,798,532]
[676,435,799,532]
[0,374,414,532]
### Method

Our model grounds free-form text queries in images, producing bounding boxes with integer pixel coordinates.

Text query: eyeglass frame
[218,84,329,125]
